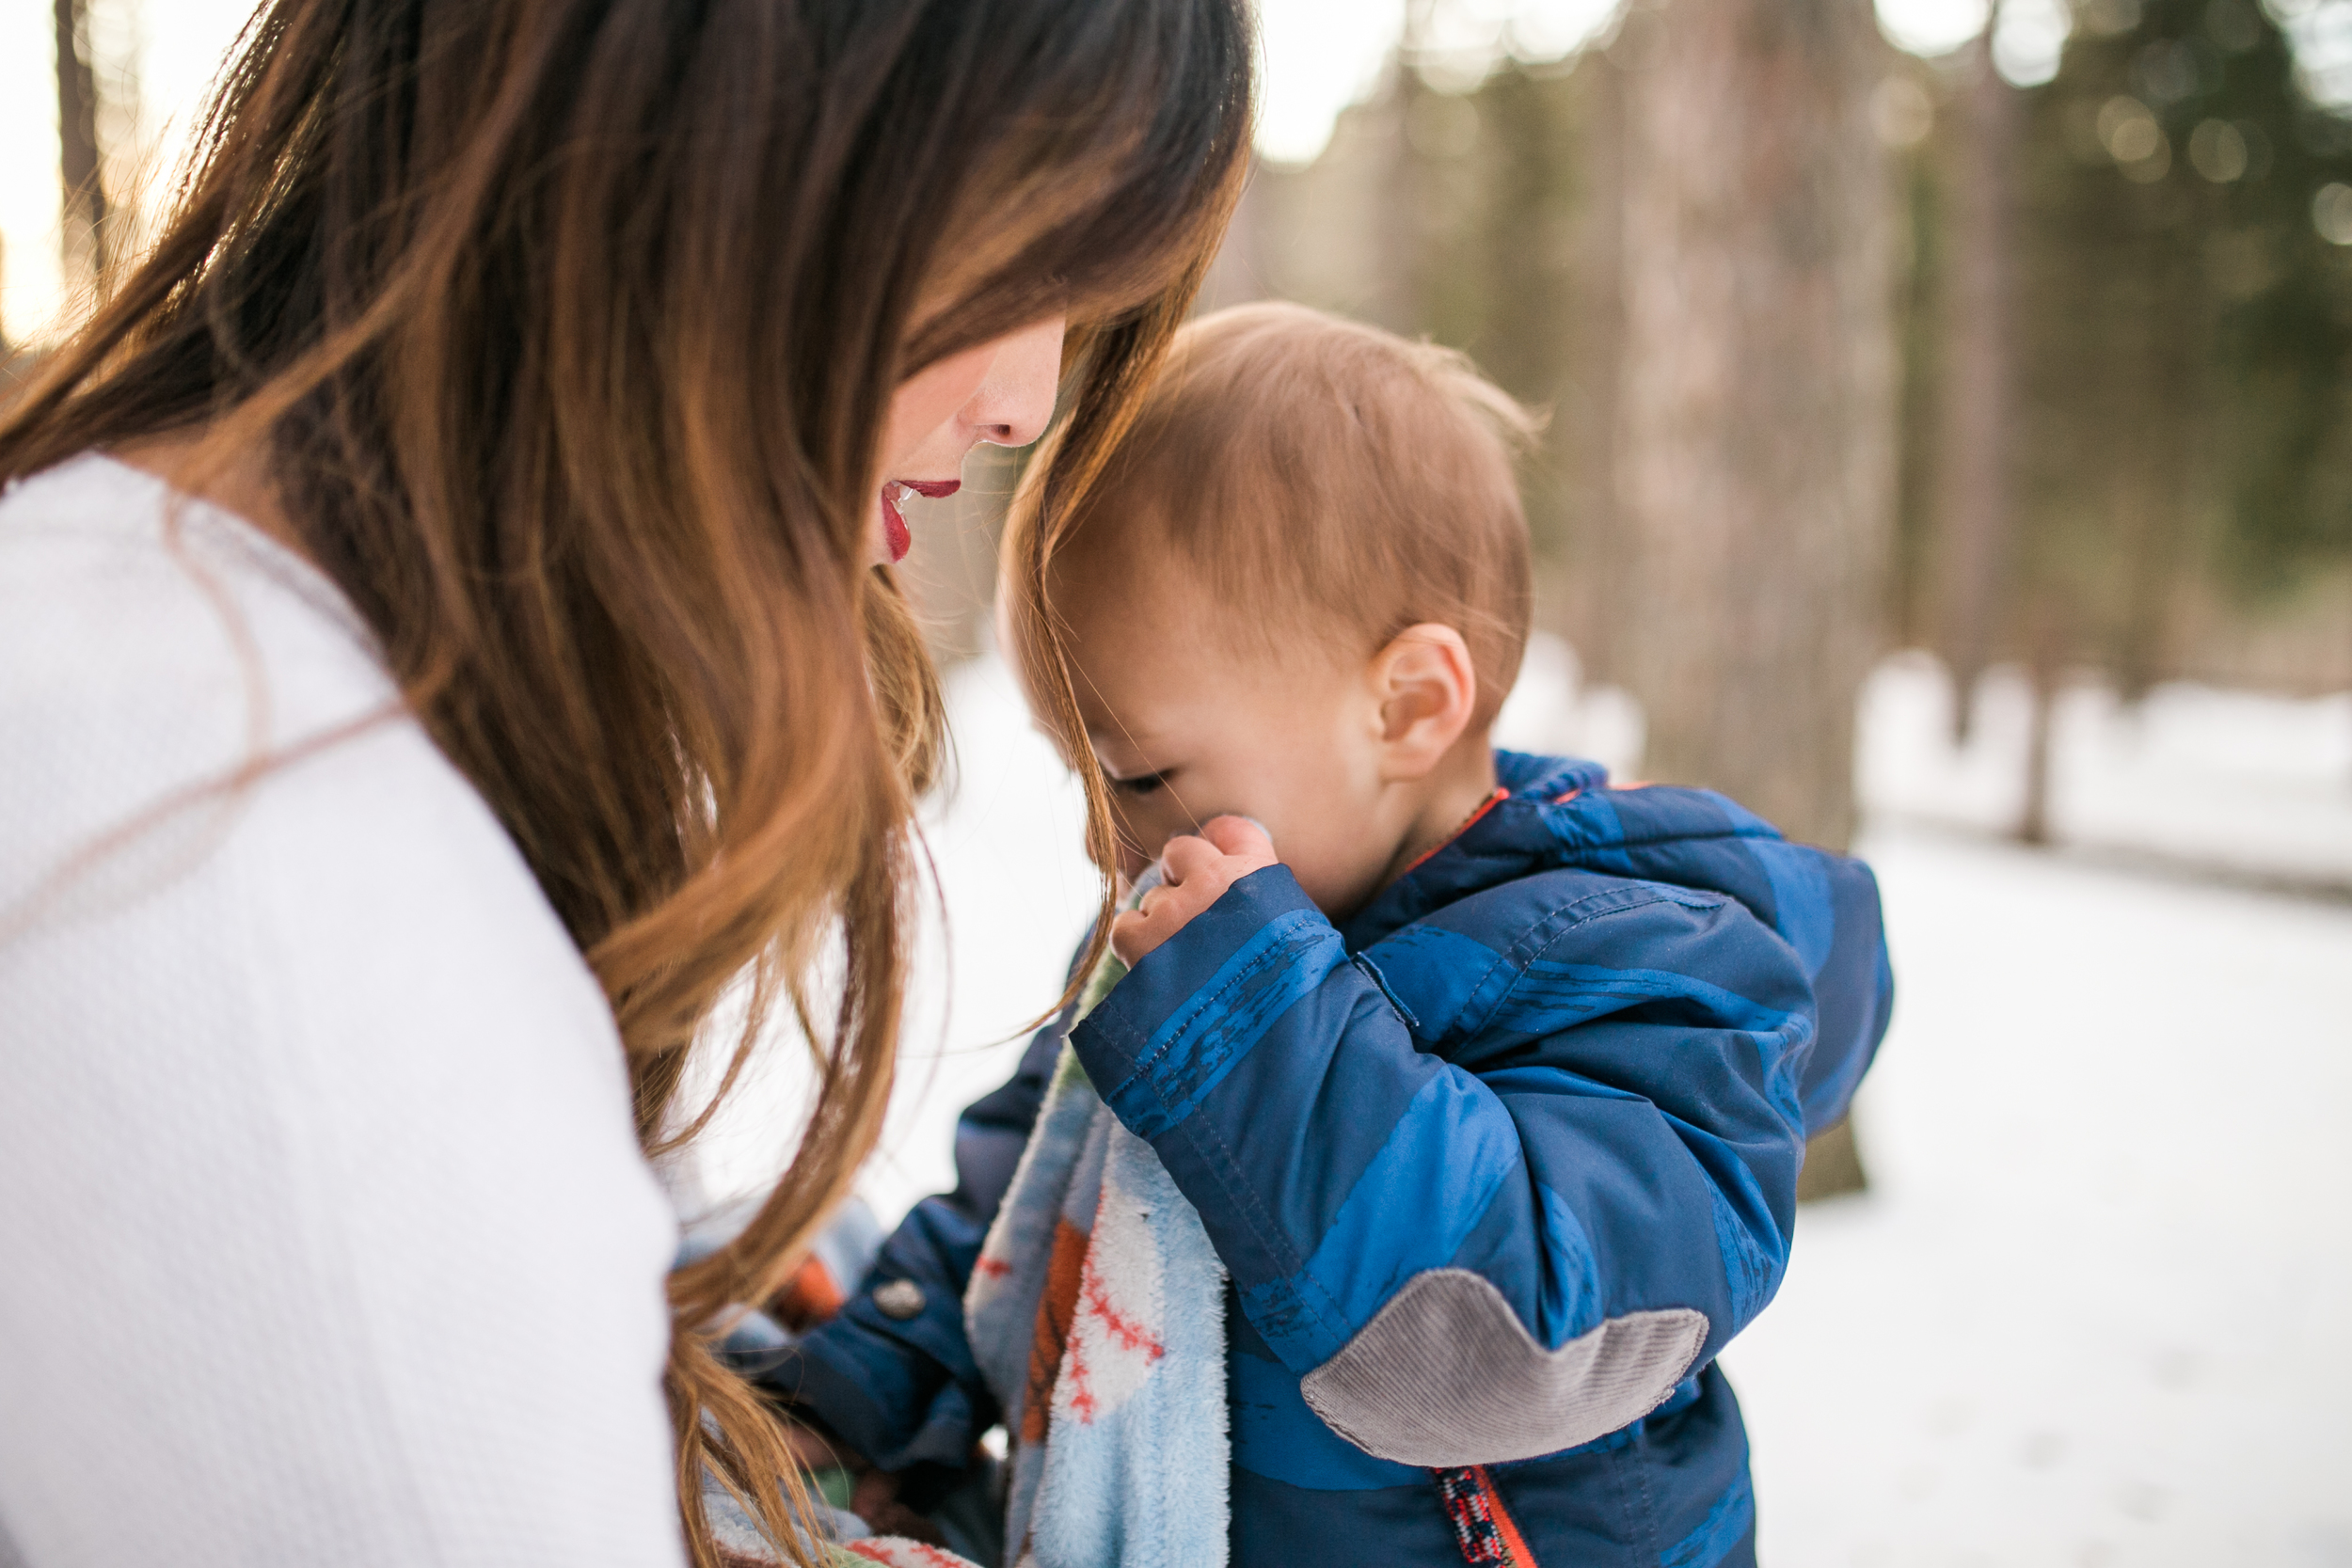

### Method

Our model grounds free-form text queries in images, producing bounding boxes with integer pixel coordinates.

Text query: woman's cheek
[881,342,995,471]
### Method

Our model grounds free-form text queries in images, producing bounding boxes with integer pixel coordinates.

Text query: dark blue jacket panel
[774,1009,1067,1471]
[1229,1364,1756,1568]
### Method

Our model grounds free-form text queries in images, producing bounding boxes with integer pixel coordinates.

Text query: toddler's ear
[1372,625,1478,781]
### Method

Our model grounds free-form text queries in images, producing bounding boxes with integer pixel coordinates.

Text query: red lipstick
[881,488,912,563]
[878,480,961,564]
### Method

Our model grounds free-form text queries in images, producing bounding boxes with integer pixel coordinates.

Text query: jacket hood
[1342,751,1893,1134]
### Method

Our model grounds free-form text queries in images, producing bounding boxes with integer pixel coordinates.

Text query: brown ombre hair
[0,0,1249,1561]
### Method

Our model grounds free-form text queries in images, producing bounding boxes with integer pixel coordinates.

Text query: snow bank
[1859,651,2352,886]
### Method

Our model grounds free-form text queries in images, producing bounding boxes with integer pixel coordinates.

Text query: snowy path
[691,650,2352,1561]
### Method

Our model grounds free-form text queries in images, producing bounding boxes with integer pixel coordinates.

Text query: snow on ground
[695,641,2352,1560]
[1723,828,2352,1566]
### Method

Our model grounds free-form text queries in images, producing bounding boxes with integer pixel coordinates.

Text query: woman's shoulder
[0,451,638,1126]
[1,452,393,740]
[0,454,684,1564]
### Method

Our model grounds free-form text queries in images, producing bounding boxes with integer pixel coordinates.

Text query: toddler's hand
[1110,816,1278,967]
[780,1418,947,1547]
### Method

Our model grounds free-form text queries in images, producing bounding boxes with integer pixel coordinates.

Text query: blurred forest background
[1223,0,2352,850]
[8,0,2350,860]
[7,2,2349,1556]
[916,0,2352,860]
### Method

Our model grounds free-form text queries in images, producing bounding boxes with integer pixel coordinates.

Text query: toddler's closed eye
[1109,768,1171,798]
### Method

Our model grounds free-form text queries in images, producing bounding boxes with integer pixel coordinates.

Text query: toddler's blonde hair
[1031,301,1539,726]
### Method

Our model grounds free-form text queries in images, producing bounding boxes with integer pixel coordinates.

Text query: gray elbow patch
[1297,1269,1708,1466]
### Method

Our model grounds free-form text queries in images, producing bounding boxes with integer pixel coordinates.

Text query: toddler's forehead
[1061,542,1355,689]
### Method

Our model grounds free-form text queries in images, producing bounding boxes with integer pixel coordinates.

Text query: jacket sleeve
[1066,863,1849,1468]
[766,1012,1066,1473]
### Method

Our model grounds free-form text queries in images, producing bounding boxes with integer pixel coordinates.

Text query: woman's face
[872,315,1066,565]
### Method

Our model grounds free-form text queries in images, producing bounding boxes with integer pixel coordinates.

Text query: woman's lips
[878,479,961,564]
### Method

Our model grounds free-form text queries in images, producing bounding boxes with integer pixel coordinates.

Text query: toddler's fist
[1110,816,1278,967]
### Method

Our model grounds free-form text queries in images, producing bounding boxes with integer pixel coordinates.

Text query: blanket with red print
[962,951,1232,1568]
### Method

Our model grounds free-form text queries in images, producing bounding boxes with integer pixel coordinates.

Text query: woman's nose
[970,315,1065,449]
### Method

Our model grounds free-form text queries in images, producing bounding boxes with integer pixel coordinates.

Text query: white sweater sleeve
[0,459,689,1568]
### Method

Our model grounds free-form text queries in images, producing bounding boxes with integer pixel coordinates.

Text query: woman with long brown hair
[0,1,1249,1564]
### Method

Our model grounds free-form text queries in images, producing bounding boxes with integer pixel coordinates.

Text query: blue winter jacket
[770,752,1893,1566]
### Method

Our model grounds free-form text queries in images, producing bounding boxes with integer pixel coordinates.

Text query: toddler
[770,304,1893,1568]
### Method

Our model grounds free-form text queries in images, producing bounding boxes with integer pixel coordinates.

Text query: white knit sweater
[0,456,687,1567]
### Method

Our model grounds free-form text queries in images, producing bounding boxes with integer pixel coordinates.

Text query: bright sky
[0,0,2328,347]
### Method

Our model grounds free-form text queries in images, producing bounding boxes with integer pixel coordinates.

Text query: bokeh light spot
[1873,75,1936,149]
[2131,38,2206,104]
[2099,96,2164,164]
[2189,118,2249,181]
[2313,182,2352,244]
[1994,0,2072,86]
[1876,0,1992,56]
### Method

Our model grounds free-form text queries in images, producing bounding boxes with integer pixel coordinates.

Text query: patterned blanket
[703,1472,977,1568]
[962,944,1232,1568]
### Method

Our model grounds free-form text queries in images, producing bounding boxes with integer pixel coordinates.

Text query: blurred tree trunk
[1552,59,1630,683]
[1614,0,1898,858]
[1794,1117,1866,1203]
[1937,32,2018,745]
[2109,214,2207,707]
[1372,1,1441,341]
[1616,0,1897,1200]
[55,0,108,287]
[2018,620,2061,846]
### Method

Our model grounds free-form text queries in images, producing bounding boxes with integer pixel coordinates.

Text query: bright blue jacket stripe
[1104,905,1345,1139]
[1235,1068,1527,1369]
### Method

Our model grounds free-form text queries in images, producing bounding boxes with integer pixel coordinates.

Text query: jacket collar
[1339,751,1611,952]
